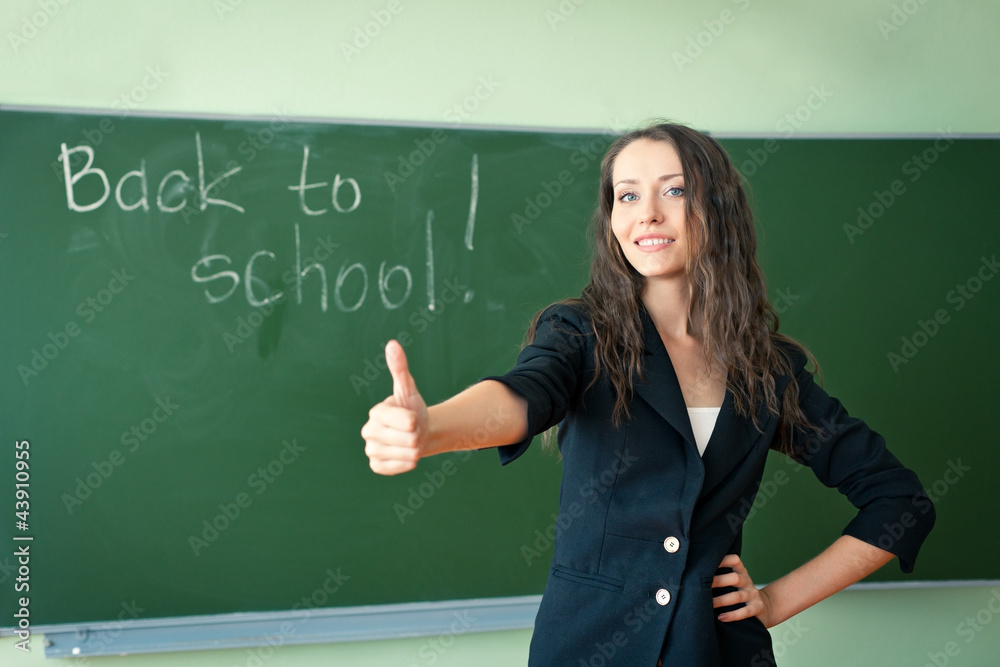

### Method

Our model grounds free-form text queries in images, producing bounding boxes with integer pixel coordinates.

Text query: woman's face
[609,138,688,282]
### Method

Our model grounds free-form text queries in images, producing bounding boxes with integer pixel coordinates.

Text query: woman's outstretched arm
[361,340,528,475]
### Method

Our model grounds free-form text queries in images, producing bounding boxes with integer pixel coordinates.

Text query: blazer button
[663,536,680,553]
[655,589,671,606]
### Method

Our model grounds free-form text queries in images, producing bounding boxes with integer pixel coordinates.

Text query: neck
[640,277,692,340]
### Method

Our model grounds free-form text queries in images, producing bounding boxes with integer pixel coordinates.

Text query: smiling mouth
[636,238,675,247]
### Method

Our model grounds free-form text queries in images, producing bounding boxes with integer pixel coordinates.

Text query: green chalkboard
[0,108,996,629]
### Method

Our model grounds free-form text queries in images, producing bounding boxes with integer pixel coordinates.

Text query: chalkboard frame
[2,104,997,656]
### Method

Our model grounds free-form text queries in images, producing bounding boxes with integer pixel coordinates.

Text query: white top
[687,407,721,457]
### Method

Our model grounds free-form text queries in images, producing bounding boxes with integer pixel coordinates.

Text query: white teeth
[637,238,675,247]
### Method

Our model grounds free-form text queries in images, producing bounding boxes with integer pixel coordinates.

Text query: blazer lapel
[632,305,782,497]
[632,305,698,451]
[699,387,772,497]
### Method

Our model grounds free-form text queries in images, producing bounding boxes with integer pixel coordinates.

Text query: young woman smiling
[361,122,935,666]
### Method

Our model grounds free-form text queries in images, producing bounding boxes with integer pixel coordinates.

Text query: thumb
[386,340,420,407]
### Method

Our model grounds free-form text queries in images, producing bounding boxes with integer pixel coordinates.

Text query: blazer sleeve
[780,344,936,573]
[479,303,589,466]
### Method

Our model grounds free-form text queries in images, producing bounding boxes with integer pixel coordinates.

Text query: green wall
[2,0,997,665]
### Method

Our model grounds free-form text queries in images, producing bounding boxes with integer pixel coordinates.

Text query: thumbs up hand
[362,340,429,475]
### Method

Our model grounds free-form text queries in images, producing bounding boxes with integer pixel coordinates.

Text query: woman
[361,122,935,665]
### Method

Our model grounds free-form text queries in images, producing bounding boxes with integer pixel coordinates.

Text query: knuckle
[403,413,417,431]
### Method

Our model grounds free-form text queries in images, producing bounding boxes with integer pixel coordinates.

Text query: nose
[638,196,662,225]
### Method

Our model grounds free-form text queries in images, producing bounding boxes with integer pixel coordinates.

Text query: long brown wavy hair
[529,121,825,456]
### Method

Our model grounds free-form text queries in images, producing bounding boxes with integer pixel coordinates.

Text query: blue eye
[666,186,684,197]
[618,192,638,203]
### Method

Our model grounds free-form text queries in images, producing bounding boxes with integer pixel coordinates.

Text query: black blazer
[484,302,935,667]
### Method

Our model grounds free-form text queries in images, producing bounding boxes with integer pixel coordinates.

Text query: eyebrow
[613,173,684,189]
